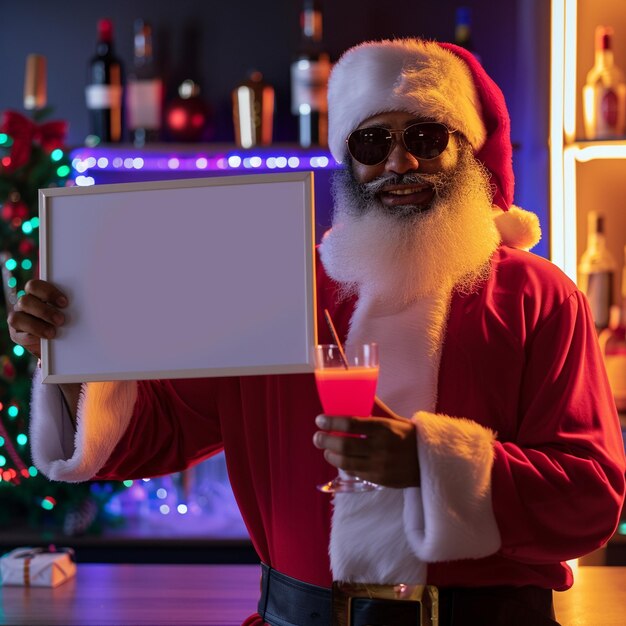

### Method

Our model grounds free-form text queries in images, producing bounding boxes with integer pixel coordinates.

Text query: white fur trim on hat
[29,367,137,482]
[328,39,486,163]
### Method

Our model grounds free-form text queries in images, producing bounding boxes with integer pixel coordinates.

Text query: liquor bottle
[85,18,124,143]
[578,211,617,330]
[290,0,331,147]
[599,246,626,413]
[232,70,275,148]
[23,54,47,111]
[126,19,163,146]
[582,25,626,140]
[454,7,481,63]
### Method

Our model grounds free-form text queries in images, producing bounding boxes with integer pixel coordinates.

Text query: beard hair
[320,141,501,306]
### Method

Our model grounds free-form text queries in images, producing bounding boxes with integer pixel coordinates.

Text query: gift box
[0,547,76,587]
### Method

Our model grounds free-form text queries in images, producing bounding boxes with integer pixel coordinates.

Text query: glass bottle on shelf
[578,211,616,331]
[582,25,626,140]
[599,246,626,413]
[232,70,275,148]
[85,18,124,144]
[126,19,163,146]
[23,53,46,111]
[290,0,331,148]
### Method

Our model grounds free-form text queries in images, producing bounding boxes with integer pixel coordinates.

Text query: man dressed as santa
[9,39,626,626]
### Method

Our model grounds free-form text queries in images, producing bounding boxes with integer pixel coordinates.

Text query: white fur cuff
[404,411,501,561]
[30,368,137,482]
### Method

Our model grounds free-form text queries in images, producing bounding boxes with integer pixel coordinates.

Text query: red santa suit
[30,242,625,624]
[27,39,625,625]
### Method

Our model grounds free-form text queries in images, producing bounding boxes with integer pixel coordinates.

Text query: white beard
[319,142,501,308]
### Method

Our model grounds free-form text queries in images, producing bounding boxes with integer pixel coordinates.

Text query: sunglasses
[346,122,455,166]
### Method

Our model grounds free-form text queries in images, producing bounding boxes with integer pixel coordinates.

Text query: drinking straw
[322,308,399,418]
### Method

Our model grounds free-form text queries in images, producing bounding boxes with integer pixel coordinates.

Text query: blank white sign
[39,172,316,383]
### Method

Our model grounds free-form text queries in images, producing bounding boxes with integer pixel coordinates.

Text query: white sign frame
[39,172,317,383]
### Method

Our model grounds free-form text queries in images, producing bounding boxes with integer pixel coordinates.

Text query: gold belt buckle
[331,581,438,626]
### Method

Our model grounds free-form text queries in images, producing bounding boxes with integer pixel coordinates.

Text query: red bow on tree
[1,110,68,172]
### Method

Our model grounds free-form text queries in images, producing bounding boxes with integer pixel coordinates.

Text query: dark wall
[0,0,550,257]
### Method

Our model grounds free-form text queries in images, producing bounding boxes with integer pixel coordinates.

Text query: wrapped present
[0,547,76,587]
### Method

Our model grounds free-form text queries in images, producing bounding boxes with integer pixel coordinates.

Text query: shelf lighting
[574,143,626,162]
[70,147,339,186]
[550,0,578,281]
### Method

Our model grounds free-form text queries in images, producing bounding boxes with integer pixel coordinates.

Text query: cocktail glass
[313,343,383,493]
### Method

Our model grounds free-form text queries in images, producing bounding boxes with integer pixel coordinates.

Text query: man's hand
[313,413,420,488]
[7,279,68,359]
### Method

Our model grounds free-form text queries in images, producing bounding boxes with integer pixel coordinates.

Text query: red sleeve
[492,290,626,563]
[95,377,223,480]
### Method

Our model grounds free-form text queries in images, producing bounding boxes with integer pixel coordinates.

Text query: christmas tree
[0,55,122,537]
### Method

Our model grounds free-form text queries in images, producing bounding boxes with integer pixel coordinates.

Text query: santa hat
[327,38,514,213]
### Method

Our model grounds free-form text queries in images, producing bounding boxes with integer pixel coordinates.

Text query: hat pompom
[493,206,542,250]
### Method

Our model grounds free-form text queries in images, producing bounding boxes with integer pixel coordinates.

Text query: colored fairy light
[276,157,287,168]
[74,159,87,173]
[41,496,57,510]
[159,504,170,515]
[0,133,10,145]
[0,436,4,446]
[196,157,208,169]
[123,479,133,487]
[619,522,626,535]
[16,433,27,446]
[16,290,25,299]
[167,158,180,169]
[29,466,37,477]
[21,259,33,270]
[50,148,64,162]
[75,175,95,186]
[177,504,188,514]
[156,488,167,499]
[288,157,300,168]
[30,216,39,228]
[97,157,109,168]
[228,155,242,168]
[8,277,17,288]
[250,156,262,168]
[5,258,17,271]
[56,165,71,178]
[266,157,277,169]
[0,456,6,467]
[8,405,19,417]
[123,158,134,169]
[13,345,25,357]
[22,222,33,235]
[1,157,11,167]
[112,157,123,168]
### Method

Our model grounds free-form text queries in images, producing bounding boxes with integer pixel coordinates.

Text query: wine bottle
[599,246,626,413]
[582,25,626,140]
[454,7,481,63]
[85,18,124,144]
[126,19,163,146]
[290,0,331,148]
[578,211,617,330]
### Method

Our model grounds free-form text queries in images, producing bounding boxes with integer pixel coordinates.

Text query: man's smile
[378,183,435,208]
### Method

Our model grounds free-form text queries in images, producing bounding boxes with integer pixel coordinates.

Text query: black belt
[258,563,561,626]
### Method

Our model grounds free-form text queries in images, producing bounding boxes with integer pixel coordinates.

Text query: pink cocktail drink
[314,366,379,416]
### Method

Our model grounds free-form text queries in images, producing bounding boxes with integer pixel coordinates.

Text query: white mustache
[362,171,452,196]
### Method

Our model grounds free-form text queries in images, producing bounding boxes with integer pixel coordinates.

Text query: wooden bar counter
[1,564,624,625]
